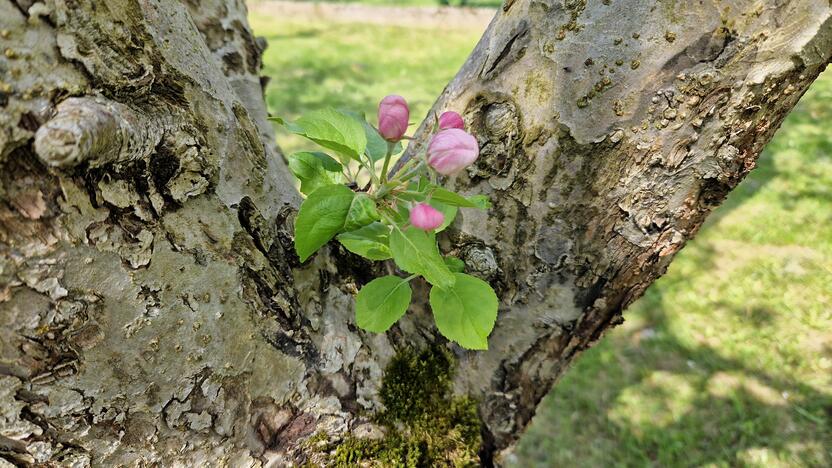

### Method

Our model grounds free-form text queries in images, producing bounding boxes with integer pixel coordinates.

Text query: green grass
[250,13,483,156]
[251,13,832,467]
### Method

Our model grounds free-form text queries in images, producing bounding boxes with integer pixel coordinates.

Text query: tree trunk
[0,0,829,466]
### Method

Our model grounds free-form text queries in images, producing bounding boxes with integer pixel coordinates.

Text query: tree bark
[0,0,829,466]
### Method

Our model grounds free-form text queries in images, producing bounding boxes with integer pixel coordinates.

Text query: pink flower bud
[409,203,444,231]
[438,111,464,130]
[427,128,479,176]
[378,95,409,141]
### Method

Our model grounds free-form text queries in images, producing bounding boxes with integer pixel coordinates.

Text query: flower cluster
[376,96,481,231]
[273,95,497,350]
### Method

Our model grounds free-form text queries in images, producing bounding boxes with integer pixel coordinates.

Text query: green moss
[333,433,427,467]
[304,431,329,449]
[326,347,482,467]
[379,347,453,421]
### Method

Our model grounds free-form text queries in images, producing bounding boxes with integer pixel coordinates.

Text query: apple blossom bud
[378,95,409,141]
[409,203,444,231]
[438,111,464,130]
[427,129,479,176]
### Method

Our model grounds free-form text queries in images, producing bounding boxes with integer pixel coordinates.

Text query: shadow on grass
[261,29,322,40]
[514,282,832,466]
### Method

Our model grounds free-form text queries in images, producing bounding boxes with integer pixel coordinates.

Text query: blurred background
[248,1,832,465]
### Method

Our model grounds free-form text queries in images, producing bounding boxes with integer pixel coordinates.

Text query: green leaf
[388,203,409,224]
[467,195,491,210]
[344,193,380,231]
[287,152,343,195]
[429,273,498,350]
[389,227,455,288]
[364,121,403,162]
[429,200,457,232]
[337,222,392,260]
[397,191,425,203]
[396,177,432,203]
[280,108,367,161]
[429,187,474,207]
[429,187,487,209]
[443,256,465,273]
[355,275,412,333]
[268,115,297,130]
[294,184,356,261]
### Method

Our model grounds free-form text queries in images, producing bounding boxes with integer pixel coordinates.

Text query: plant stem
[393,160,424,184]
[380,141,395,184]
[343,160,357,183]
[363,153,379,188]
[379,210,399,227]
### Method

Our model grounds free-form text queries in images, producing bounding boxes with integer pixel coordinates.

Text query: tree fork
[0,0,830,466]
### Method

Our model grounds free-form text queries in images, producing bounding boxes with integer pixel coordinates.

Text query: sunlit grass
[249,13,481,156]
[251,12,832,466]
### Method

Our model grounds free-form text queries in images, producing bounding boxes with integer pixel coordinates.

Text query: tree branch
[406,0,832,458]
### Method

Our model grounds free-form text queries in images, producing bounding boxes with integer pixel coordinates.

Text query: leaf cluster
[272,108,497,349]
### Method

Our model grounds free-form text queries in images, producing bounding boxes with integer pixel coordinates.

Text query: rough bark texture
[0,0,829,466]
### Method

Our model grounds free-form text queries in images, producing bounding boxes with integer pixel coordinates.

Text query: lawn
[250,9,832,467]
[251,13,484,156]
